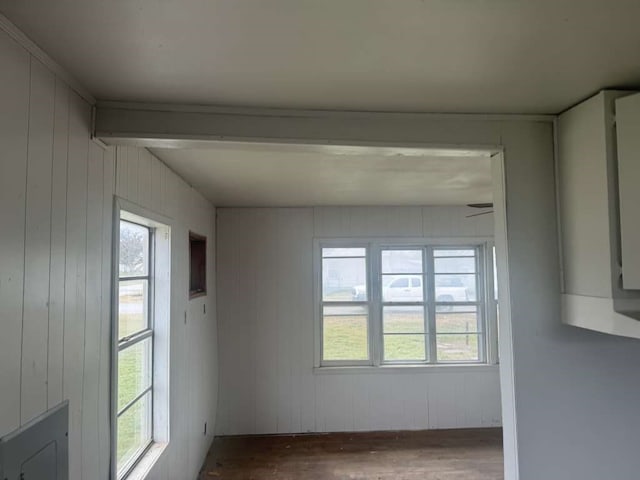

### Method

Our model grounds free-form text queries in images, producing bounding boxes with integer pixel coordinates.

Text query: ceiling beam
[93,101,555,150]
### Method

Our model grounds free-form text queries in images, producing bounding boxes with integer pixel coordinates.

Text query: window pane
[493,246,498,301]
[436,308,479,333]
[381,249,423,274]
[434,256,476,274]
[118,280,149,339]
[437,334,480,362]
[117,391,152,475]
[119,221,149,277]
[434,249,475,257]
[323,305,368,361]
[322,257,367,301]
[382,275,424,302]
[434,274,476,302]
[322,247,366,258]
[384,335,426,361]
[118,338,152,412]
[383,306,425,333]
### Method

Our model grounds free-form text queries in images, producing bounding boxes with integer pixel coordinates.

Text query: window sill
[122,442,168,480]
[313,364,499,375]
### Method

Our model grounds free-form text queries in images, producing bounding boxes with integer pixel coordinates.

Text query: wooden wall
[0,28,218,480]
[215,206,502,435]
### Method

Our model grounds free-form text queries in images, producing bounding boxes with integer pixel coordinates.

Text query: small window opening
[189,232,207,298]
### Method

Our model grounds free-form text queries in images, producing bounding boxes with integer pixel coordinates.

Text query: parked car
[351,275,469,303]
[434,276,469,303]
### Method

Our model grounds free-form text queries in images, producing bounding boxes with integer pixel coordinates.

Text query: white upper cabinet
[614,93,640,290]
[557,91,640,338]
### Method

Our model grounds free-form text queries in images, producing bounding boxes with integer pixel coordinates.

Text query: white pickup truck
[352,275,469,303]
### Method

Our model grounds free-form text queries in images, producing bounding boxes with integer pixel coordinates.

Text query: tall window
[320,247,370,364]
[318,241,496,366]
[381,249,426,362]
[116,220,154,477]
[432,248,484,362]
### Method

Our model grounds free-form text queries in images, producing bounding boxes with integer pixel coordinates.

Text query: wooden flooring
[198,428,504,480]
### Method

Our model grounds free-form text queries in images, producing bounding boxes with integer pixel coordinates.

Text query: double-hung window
[320,247,371,364]
[113,204,170,479]
[317,240,496,367]
[116,220,154,477]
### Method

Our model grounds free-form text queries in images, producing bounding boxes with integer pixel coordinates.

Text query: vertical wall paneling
[47,78,70,409]
[81,141,104,480]
[138,148,153,210]
[254,210,279,434]
[126,146,139,205]
[115,145,127,198]
[216,207,502,436]
[98,147,115,479]
[0,30,30,436]
[0,26,218,480]
[63,92,90,480]
[150,154,163,214]
[20,56,56,424]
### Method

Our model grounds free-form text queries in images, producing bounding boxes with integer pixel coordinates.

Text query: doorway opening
[151,142,515,480]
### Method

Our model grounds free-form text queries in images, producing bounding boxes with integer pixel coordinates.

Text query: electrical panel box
[0,401,68,480]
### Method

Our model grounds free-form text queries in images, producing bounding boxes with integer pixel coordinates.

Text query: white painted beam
[94,101,553,149]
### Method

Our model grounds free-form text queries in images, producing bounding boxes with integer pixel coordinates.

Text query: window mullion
[118,329,153,351]
[426,246,437,364]
[485,243,498,364]
[117,385,153,418]
[477,244,490,363]
[371,243,381,366]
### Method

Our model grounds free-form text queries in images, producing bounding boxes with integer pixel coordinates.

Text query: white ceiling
[151,143,492,207]
[1,0,640,114]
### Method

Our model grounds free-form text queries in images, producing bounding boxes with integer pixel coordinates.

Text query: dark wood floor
[199,428,504,480]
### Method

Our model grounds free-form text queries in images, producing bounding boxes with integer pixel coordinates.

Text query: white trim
[112,197,172,480]
[491,153,519,480]
[562,294,640,339]
[314,238,495,368]
[552,117,566,293]
[313,364,499,375]
[96,100,556,122]
[95,102,551,150]
[0,12,95,105]
[121,442,168,480]
[315,236,494,244]
[484,243,500,365]
[315,241,372,367]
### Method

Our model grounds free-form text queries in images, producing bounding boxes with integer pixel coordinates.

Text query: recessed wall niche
[189,232,207,298]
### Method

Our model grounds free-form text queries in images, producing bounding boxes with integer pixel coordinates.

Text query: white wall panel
[115,150,218,480]
[216,207,501,435]
[47,78,70,410]
[81,141,104,480]
[20,56,55,424]
[63,92,90,480]
[0,30,30,436]
[98,147,116,479]
[0,29,218,480]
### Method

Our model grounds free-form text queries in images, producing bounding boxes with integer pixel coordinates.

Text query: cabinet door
[615,93,640,290]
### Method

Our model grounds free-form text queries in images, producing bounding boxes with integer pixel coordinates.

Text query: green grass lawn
[324,311,479,362]
[117,304,151,471]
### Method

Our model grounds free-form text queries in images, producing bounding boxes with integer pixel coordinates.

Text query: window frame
[116,219,155,478]
[112,199,171,480]
[378,245,429,365]
[314,237,498,369]
[318,241,372,367]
